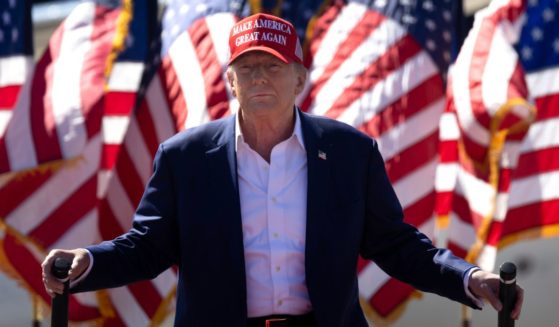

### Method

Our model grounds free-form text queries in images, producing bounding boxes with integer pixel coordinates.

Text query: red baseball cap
[228,13,303,65]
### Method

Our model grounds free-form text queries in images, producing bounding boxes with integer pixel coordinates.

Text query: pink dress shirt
[235,113,312,317]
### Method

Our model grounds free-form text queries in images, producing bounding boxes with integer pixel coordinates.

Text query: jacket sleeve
[359,138,480,309]
[73,144,179,292]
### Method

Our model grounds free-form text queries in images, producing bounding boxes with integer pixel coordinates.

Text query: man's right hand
[41,248,90,297]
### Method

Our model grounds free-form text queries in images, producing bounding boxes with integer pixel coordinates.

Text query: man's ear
[294,65,307,95]
[226,69,236,97]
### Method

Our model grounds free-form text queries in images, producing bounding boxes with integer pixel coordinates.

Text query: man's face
[227,52,306,117]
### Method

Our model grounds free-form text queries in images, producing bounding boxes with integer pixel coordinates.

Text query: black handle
[498,262,517,327]
[51,257,71,327]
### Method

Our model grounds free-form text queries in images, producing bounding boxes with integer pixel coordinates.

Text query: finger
[512,287,524,320]
[42,275,55,298]
[479,282,502,311]
[45,288,56,298]
[51,283,65,295]
[41,252,56,273]
[43,275,65,296]
[68,251,86,279]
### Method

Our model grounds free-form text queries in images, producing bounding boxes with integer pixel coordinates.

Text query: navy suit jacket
[74,110,478,326]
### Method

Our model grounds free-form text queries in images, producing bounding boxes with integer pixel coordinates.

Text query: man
[42,13,523,326]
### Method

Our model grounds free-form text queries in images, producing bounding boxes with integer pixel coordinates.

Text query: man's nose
[251,66,267,83]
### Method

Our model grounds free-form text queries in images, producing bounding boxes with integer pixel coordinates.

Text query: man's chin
[246,100,277,110]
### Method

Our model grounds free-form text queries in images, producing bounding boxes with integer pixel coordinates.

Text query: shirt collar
[235,107,305,152]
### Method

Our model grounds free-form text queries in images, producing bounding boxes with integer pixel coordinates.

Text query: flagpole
[32,294,41,327]
[461,304,471,327]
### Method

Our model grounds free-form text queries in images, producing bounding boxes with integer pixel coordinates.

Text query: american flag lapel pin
[318,150,327,160]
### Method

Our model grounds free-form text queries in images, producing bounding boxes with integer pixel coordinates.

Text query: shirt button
[271,197,277,203]
[277,300,283,306]
[273,232,279,238]
[275,266,281,272]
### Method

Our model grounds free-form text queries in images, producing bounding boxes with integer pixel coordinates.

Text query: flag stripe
[144,74,177,142]
[0,170,53,217]
[3,64,37,171]
[325,35,422,120]
[503,199,559,234]
[80,6,121,140]
[334,51,440,129]
[115,146,145,206]
[105,172,136,233]
[0,85,21,108]
[514,146,559,178]
[127,281,162,318]
[393,159,437,210]
[159,57,188,131]
[402,189,435,228]
[0,139,9,172]
[358,258,390,298]
[369,275,415,317]
[508,170,559,208]
[357,74,443,137]
[311,19,411,117]
[526,66,559,99]
[28,175,97,248]
[50,209,100,251]
[306,9,385,114]
[103,116,130,145]
[451,193,476,226]
[168,29,209,129]
[190,15,230,120]
[30,47,63,164]
[102,143,120,170]
[99,198,127,240]
[108,286,150,326]
[124,118,155,186]
[104,92,138,115]
[5,137,101,235]
[447,212,477,250]
[135,100,160,157]
[384,132,438,183]
[376,98,444,163]
[447,241,468,258]
[438,140,459,163]
[0,56,32,88]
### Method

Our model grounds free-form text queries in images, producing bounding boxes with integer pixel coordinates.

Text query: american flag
[0,0,122,323]
[0,0,177,325]
[0,0,33,172]
[299,0,459,323]
[435,0,531,271]
[435,0,559,277]
[158,0,245,130]
[0,0,120,174]
[499,0,559,251]
[0,137,106,323]
[97,0,179,325]
[93,0,246,324]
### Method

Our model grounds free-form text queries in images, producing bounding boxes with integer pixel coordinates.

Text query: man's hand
[469,269,524,320]
[41,248,90,297]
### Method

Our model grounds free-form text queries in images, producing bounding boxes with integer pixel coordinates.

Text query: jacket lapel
[299,111,333,278]
[206,116,239,196]
[205,116,248,319]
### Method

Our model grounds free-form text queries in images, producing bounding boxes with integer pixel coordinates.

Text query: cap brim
[228,46,290,65]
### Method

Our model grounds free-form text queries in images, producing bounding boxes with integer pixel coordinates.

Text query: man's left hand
[469,269,524,320]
